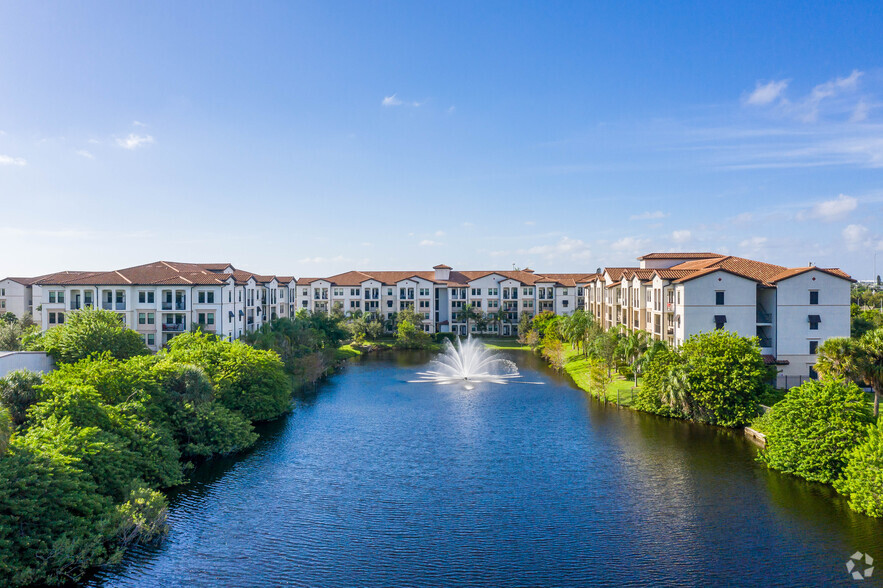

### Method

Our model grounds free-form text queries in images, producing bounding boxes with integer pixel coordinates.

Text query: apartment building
[296,265,596,336]
[587,252,853,382]
[3,262,297,351]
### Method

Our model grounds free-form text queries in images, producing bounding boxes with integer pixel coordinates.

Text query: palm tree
[562,309,592,356]
[460,304,477,336]
[817,329,883,417]
[617,329,651,386]
[660,363,691,416]
[815,337,858,380]
[493,309,507,336]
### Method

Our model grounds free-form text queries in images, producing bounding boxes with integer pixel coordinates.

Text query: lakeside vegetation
[520,308,883,519]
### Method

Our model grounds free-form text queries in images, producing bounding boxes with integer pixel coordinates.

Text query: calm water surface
[89,351,883,587]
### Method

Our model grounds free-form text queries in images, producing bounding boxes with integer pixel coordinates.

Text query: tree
[165,332,291,422]
[679,330,772,427]
[617,330,650,385]
[0,369,42,427]
[492,310,507,337]
[516,312,532,343]
[587,358,613,401]
[0,315,37,352]
[474,309,489,334]
[835,419,883,517]
[659,363,692,416]
[542,336,566,372]
[37,308,149,364]
[0,407,10,456]
[816,328,883,417]
[561,310,593,356]
[589,330,619,377]
[634,342,681,416]
[757,379,873,484]
[395,320,431,349]
[459,304,477,334]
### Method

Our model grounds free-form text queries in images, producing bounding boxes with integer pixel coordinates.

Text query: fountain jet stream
[409,335,523,388]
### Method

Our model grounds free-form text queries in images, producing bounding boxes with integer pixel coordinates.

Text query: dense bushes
[0,318,294,585]
[836,419,883,517]
[35,308,149,363]
[757,379,873,483]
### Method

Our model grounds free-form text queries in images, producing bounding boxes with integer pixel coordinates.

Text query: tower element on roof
[433,264,452,281]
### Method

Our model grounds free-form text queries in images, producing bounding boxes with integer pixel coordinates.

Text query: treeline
[0,309,291,585]
[753,327,883,517]
[851,284,883,338]
[520,309,773,428]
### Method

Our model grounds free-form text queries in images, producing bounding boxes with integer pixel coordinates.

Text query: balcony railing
[162,323,186,332]
[666,302,674,312]
[116,303,126,310]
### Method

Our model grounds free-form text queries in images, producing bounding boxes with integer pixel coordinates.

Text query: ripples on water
[88,351,883,587]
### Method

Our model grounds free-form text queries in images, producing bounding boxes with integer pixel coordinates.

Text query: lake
[89,350,883,586]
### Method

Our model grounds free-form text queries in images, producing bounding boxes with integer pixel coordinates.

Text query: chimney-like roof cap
[433,264,452,270]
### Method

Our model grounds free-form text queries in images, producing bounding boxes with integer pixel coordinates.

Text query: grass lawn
[561,345,641,408]
[480,337,530,351]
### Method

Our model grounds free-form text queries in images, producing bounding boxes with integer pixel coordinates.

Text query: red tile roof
[637,252,724,261]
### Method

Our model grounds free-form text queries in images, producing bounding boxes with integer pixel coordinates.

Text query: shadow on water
[87,348,883,587]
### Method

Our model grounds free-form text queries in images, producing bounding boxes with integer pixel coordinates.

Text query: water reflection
[87,351,883,587]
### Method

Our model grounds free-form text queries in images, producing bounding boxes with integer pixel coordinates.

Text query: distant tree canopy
[35,308,149,364]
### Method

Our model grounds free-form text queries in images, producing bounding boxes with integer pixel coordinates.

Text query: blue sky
[1,1,882,278]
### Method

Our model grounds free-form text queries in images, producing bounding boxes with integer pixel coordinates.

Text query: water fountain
[409,335,523,390]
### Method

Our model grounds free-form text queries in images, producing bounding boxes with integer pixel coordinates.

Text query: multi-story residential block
[587,252,853,384]
[296,265,596,336]
[3,262,297,351]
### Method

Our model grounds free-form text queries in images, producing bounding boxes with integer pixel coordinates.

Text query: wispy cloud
[797,193,858,221]
[116,134,154,150]
[744,79,789,106]
[382,94,402,107]
[419,239,443,247]
[133,120,148,127]
[0,155,26,166]
[516,236,592,261]
[630,210,668,221]
[75,150,94,159]
[297,255,351,264]
[672,229,691,243]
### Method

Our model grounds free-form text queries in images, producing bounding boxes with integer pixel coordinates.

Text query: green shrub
[37,308,149,364]
[758,379,873,484]
[835,419,883,517]
[0,369,42,427]
[115,487,169,546]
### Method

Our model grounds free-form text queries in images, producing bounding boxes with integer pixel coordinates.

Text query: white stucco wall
[0,351,55,378]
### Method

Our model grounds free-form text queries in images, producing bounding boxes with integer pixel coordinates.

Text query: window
[147,312,155,324]
[207,313,215,325]
[198,292,206,303]
[350,288,360,296]
[809,340,819,354]
[198,313,206,324]
[715,291,725,305]
[420,288,430,297]
[471,288,481,296]
[139,312,146,325]
[0,300,4,309]
[48,312,56,324]
[49,291,56,303]
[228,291,232,303]
[488,288,498,296]
[809,291,819,305]
[809,314,821,330]
[387,300,393,308]
[562,289,568,295]
[714,315,727,330]
[563,300,569,308]
[57,313,64,324]
[333,288,343,297]
[147,333,155,346]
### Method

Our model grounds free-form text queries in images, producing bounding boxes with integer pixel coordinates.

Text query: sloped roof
[4,271,100,286]
[637,252,723,261]
[604,267,639,281]
[34,261,291,287]
[768,266,855,283]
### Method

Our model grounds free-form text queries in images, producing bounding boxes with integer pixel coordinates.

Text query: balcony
[162,323,186,332]
[102,302,113,310]
[666,302,674,312]
[116,303,126,311]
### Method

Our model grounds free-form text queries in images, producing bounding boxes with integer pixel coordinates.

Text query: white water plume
[409,336,524,389]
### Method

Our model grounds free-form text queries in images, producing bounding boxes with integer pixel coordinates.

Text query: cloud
[382,94,403,107]
[75,150,94,159]
[0,155,26,166]
[739,236,768,251]
[517,236,592,261]
[733,212,753,223]
[116,134,154,150]
[629,210,668,220]
[610,236,650,253]
[419,239,442,247]
[461,221,474,228]
[297,255,350,264]
[797,194,858,221]
[672,230,691,243]
[434,230,445,237]
[524,220,536,226]
[843,224,869,251]
[745,79,790,106]
[851,100,870,123]
[133,120,148,127]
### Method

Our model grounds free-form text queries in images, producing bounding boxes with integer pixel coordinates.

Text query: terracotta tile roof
[668,256,787,285]
[604,267,639,281]
[622,269,656,282]
[39,261,276,287]
[653,269,697,280]
[637,252,724,261]
[432,264,452,269]
[535,273,597,287]
[4,271,100,286]
[768,266,855,283]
